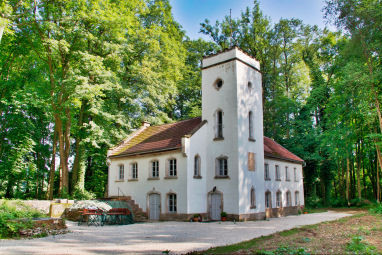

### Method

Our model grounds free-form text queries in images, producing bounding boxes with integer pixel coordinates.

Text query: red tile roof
[109,117,303,163]
[263,137,303,163]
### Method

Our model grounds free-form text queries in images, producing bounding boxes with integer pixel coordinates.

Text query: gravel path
[0,211,350,255]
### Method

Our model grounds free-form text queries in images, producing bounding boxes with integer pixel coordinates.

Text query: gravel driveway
[0,211,350,254]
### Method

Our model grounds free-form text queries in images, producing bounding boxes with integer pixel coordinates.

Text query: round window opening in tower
[248,81,253,90]
[214,79,223,90]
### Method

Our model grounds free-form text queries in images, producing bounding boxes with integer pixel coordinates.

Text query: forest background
[0,0,381,208]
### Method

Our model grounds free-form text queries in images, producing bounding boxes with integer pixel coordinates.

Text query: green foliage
[305,196,323,209]
[346,236,377,254]
[71,189,95,200]
[0,200,45,238]
[259,246,309,255]
[369,203,382,215]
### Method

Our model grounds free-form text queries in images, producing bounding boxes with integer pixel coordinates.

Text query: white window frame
[168,193,177,213]
[168,158,177,177]
[285,166,290,181]
[265,191,272,209]
[286,191,292,207]
[264,163,270,180]
[295,191,300,206]
[216,157,228,177]
[151,160,159,178]
[215,110,223,139]
[194,155,201,177]
[118,164,124,180]
[131,162,138,179]
[275,165,280,180]
[276,191,282,208]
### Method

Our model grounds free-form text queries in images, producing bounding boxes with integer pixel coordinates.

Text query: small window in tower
[248,81,253,90]
[213,78,223,90]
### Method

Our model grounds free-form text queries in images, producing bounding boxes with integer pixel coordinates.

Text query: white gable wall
[264,158,305,208]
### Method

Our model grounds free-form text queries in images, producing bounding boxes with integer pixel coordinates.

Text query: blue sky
[169,0,332,40]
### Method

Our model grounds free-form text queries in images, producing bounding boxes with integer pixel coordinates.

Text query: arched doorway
[208,189,223,220]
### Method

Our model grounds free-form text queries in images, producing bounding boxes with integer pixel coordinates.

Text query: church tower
[201,47,265,218]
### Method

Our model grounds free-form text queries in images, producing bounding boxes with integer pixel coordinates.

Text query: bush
[259,246,309,255]
[330,197,348,207]
[0,200,45,238]
[349,198,372,207]
[369,203,382,215]
[71,189,95,200]
[346,235,377,254]
[305,196,322,208]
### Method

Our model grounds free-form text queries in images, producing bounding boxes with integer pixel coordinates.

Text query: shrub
[346,235,377,254]
[369,203,382,215]
[305,196,322,208]
[259,246,309,255]
[71,189,95,200]
[0,200,45,238]
[330,197,348,207]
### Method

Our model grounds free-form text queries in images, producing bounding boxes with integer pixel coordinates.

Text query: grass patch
[303,208,328,214]
[194,208,382,254]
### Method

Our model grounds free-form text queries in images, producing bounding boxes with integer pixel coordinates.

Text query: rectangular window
[295,192,300,206]
[194,156,200,177]
[286,192,292,207]
[217,158,228,176]
[285,166,290,181]
[131,163,138,179]
[151,161,159,178]
[276,192,282,208]
[168,194,177,213]
[249,111,254,139]
[169,159,177,176]
[294,168,298,182]
[248,152,255,171]
[264,163,270,180]
[265,192,271,208]
[275,165,280,180]
[217,111,223,138]
[119,165,124,180]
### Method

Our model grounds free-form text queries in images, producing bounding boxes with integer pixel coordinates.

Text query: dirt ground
[217,210,382,254]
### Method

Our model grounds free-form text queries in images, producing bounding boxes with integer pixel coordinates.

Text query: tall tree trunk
[356,142,362,199]
[56,114,70,196]
[376,144,381,202]
[346,157,350,205]
[71,102,86,193]
[47,127,58,200]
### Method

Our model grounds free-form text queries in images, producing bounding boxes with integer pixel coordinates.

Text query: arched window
[194,155,201,177]
[215,110,223,139]
[213,78,223,90]
[168,193,177,213]
[276,190,282,208]
[118,164,124,180]
[248,111,254,140]
[286,191,292,207]
[248,81,253,90]
[295,191,300,206]
[250,187,256,208]
[265,191,272,208]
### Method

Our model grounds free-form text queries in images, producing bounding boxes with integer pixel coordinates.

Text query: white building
[107,47,304,221]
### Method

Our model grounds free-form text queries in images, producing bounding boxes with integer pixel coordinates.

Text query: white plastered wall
[108,151,188,214]
[263,158,305,208]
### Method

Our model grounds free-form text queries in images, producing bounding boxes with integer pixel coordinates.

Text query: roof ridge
[148,116,201,128]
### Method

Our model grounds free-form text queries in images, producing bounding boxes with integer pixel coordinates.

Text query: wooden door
[210,193,222,220]
[149,194,160,220]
